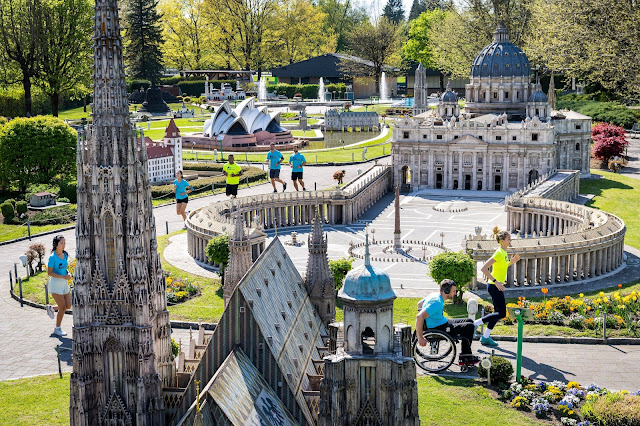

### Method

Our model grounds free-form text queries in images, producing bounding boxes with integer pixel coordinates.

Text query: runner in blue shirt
[173,170,192,228]
[288,146,307,191]
[266,143,286,193]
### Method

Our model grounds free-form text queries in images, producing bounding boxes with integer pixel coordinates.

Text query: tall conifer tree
[408,0,426,21]
[123,0,164,83]
[383,0,405,24]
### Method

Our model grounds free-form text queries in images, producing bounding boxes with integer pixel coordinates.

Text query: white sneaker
[46,305,55,319]
[53,327,67,337]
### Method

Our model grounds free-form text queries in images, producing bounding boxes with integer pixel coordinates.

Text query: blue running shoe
[480,336,499,347]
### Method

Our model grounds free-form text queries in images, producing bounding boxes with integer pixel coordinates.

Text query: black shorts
[226,184,238,196]
[269,169,280,179]
[176,197,188,204]
[291,171,303,181]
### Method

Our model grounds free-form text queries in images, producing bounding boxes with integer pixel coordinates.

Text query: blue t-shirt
[289,152,306,172]
[267,150,283,170]
[48,252,69,277]
[421,292,447,329]
[174,179,191,199]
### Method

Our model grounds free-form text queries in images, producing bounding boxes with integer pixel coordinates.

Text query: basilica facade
[393,23,591,192]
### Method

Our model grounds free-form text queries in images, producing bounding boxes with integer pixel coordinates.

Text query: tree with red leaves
[591,123,628,161]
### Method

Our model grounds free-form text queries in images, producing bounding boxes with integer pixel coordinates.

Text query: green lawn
[0,373,70,425]
[0,373,539,425]
[183,128,392,164]
[0,223,72,244]
[158,231,225,322]
[56,103,189,121]
[580,169,640,249]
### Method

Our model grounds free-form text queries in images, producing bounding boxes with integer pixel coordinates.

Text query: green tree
[159,0,217,70]
[123,0,165,83]
[408,0,425,21]
[342,17,404,92]
[383,0,405,24]
[525,0,640,100]
[37,0,92,116]
[273,0,336,65]
[205,234,229,285]
[0,0,43,116]
[428,251,476,304]
[316,0,368,52]
[403,9,447,89]
[328,257,354,290]
[0,116,76,193]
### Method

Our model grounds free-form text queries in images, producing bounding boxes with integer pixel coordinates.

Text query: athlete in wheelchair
[413,279,480,372]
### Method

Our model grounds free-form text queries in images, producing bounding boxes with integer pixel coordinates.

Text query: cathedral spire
[305,206,336,326]
[224,206,253,306]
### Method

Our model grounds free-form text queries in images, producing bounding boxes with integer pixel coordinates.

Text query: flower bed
[500,378,640,425]
[165,272,199,304]
[504,287,640,334]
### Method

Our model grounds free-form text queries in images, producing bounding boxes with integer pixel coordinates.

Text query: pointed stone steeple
[305,206,336,326]
[548,71,556,110]
[393,185,402,251]
[70,0,173,422]
[223,206,253,306]
[413,62,428,115]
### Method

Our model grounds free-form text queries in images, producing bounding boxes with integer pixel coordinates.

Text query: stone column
[568,254,575,282]
[503,152,509,191]
[550,256,558,283]
[458,152,463,189]
[517,260,526,286]
[472,153,478,190]
[541,257,549,284]
[506,263,514,287]
[526,258,535,285]
[576,252,584,280]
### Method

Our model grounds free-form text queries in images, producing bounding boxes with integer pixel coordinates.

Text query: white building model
[144,118,183,183]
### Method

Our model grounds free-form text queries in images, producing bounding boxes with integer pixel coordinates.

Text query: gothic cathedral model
[69,0,174,423]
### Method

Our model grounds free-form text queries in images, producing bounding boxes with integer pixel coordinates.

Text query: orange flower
[541,287,549,294]
[618,284,623,288]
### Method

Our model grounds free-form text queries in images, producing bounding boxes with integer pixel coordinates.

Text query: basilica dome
[529,89,548,103]
[471,22,530,79]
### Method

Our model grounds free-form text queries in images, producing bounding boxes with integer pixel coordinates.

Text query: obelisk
[394,185,402,251]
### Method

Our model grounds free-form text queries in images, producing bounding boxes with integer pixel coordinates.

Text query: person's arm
[415,309,430,346]
[222,165,228,177]
[186,182,193,194]
[235,167,243,177]
[173,183,177,194]
[278,153,283,166]
[509,253,521,266]
[48,266,71,281]
[481,257,505,291]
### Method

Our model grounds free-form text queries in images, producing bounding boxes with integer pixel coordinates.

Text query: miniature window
[403,131,409,139]
[361,327,375,354]
[575,143,581,151]
[575,125,582,130]
[436,134,443,140]
[496,136,502,141]
[493,92,498,99]
[505,92,509,99]
[512,136,517,141]
[532,133,539,141]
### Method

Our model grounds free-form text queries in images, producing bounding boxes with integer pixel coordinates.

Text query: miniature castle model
[319,230,419,425]
[304,207,337,326]
[204,77,246,101]
[394,21,591,192]
[69,0,174,422]
[323,109,379,131]
[144,118,183,183]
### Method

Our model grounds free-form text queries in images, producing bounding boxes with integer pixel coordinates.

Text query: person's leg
[270,177,277,191]
[179,202,187,221]
[448,319,474,355]
[292,178,299,191]
[175,202,181,216]
[51,293,66,327]
[63,292,72,311]
[485,285,507,332]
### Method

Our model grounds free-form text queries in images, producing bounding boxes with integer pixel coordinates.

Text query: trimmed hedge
[556,94,640,128]
[582,393,640,426]
[269,83,347,100]
[477,356,513,385]
[128,79,151,92]
[1,201,15,223]
[151,164,266,198]
[15,200,27,215]
[177,80,236,97]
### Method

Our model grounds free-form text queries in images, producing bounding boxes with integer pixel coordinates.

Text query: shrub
[171,338,179,357]
[0,116,7,126]
[58,197,70,203]
[428,251,476,303]
[328,257,354,290]
[15,200,27,215]
[183,97,191,103]
[477,355,513,385]
[128,79,151,92]
[59,181,78,203]
[568,313,586,329]
[30,205,76,225]
[205,234,229,286]
[1,201,15,223]
[5,198,16,208]
[591,123,629,160]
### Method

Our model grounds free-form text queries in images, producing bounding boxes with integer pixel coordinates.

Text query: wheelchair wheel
[412,329,457,373]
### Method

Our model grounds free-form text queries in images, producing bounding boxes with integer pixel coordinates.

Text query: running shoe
[46,305,55,319]
[480,336,499,347]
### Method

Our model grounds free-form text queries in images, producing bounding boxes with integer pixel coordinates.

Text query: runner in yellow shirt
[223,155,243,199]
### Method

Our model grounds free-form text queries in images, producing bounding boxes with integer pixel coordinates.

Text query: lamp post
[371,228,376,244]
[422,245,427,261]
[440,232,445,247]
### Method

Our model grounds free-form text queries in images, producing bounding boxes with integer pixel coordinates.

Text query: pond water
[305,130,381,149]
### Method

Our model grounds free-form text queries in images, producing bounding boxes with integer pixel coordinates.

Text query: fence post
[352,152,354,162]
[18,278,23,307]
[14,263,18,282]
[56,345,63,378]
[44,283,49,305]
[9,271,13,293]
[314,182,317,191]
[27,217,31,240]
[245,153,248,162]
[603,311,607,340]
[246,176,249,187]
[383,146,385,155]
[165,221,169,235]
[196,152,198,161]
[315,154,318,164]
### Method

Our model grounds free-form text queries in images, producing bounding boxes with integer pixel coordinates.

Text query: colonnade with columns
[187,165,392,264]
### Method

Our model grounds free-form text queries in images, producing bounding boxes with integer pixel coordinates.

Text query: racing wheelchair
[412,325,478,373]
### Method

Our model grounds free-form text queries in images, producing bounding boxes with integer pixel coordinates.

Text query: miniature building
[412,62,428,115]
[70,0,174,422]
[304,207,337,327]
[173,102,194,118]
[142,118,183,183]
[223,208,254,306]
[319,231,419,425]
[170,239,329,424]
[204,79,246,101]
[138,84,172,114]
[323,109,379,131]
[29,192,57,207]
[393,22,591,192]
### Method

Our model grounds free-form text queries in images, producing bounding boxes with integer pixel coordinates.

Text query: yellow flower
[587,306,591,311]
[579,293,584,298]
[633,296,638,302]
[604,297,609,303]
[621,390,630,395]
[599,291,605,297]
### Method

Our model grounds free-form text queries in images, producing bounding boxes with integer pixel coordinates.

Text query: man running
[222,154,242,199]
[266,143,286,193]
[288,146,307,191]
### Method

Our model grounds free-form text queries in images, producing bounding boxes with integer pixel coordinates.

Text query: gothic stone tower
[69,0,174,423]
[223,208,253,306]
[305,206,336,326]
[319,232,419,425]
